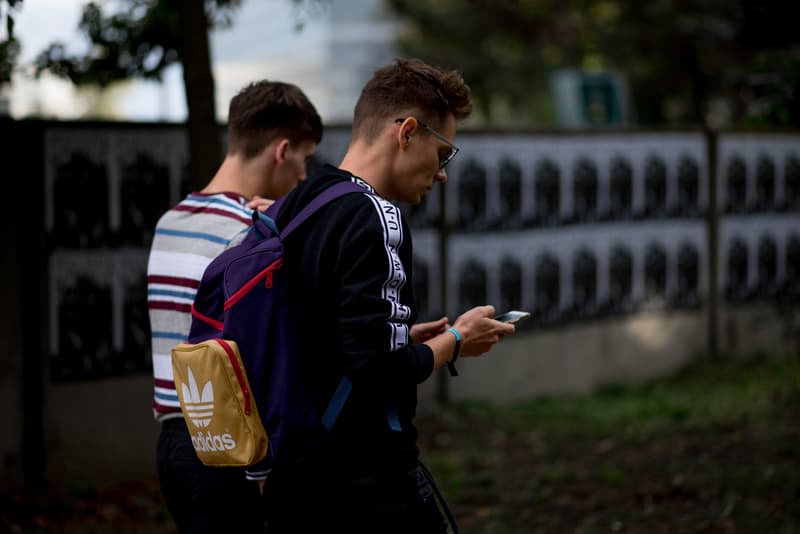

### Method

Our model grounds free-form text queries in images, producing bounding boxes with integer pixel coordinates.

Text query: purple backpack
[188,181,366,465]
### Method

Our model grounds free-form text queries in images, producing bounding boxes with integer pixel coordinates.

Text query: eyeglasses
[394,117,459,169]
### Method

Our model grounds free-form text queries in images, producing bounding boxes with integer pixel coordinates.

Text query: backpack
[171,181,366,467]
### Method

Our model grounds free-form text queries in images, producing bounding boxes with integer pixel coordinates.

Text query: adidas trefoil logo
[182,367,214,428]
[180,366,238,453]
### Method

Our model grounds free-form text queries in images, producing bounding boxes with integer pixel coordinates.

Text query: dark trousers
[157,418,264,534]
[262,459,450,533]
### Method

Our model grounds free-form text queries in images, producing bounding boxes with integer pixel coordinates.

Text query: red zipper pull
[265,259,283,288]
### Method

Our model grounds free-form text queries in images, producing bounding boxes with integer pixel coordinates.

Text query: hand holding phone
[494,310,531,324]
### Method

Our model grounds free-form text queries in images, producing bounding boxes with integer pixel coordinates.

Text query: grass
[417,354,800,533]
[3,354,797,533]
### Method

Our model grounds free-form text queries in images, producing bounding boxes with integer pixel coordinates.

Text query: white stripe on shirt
[365,194,411,351]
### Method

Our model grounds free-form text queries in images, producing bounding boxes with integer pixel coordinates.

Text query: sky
[5,0,334,122]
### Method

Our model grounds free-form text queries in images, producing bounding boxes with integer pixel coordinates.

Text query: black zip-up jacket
[275,164,435,473]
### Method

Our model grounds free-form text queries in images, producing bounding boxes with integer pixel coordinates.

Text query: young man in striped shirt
[146,80,322,533]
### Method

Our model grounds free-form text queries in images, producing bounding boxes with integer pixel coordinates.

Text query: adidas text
[191,431,237,452]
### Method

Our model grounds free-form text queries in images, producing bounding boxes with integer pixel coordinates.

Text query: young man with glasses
[260,58,516,533]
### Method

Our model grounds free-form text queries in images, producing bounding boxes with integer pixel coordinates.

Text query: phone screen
[494,310,531,324]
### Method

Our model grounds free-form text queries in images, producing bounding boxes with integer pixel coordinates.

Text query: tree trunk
[178,0,221,191]
[685,41,708,128]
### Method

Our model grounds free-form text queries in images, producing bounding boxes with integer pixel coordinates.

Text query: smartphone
[494,310,531,324]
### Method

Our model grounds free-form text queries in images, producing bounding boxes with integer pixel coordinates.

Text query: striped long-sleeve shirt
[147,192,252,421]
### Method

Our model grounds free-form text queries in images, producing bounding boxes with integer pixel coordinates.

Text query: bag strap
[252,211,279,237]
[320,376,352,431]
[419,461,460,534]
[249,181,365,242]
[280,181,367,240]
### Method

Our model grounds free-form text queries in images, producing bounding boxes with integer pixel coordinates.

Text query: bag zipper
[191,303,224,331]
[213,338,252,415]
[224,258,283,311]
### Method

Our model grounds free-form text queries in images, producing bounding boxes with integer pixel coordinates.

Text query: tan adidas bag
[171,339,268,466]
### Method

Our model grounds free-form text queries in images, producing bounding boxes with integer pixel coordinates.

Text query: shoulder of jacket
[310,191,399,238]
[327,188,382,215]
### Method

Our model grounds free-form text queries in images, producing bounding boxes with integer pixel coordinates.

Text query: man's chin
[415,188,433,204]
[397,193,423,205]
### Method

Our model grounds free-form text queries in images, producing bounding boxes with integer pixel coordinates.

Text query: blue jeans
[157,418,264,533]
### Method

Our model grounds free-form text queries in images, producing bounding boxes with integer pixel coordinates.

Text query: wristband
[446,327,461,377]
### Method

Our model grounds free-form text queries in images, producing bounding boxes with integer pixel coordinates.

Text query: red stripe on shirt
[155,378,175,389]
[147,275,200,289]
[149,301,192,313]
[153,402,181,414]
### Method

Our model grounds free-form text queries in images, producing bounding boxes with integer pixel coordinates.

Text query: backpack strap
[320,376,352,431]
[252,211,279,236]
[280,181,367,240]
[249,181,365,242]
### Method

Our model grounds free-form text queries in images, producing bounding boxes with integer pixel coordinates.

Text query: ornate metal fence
[41,124,800,381]
[45,125,189,381]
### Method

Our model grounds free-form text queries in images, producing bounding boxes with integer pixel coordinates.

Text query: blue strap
[256,211,279,235]
[385,404,402,432]
[319,376,401,433]
[321,375,352,431]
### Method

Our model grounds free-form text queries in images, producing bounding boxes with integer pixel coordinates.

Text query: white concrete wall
[419,303,797,409]
[45,376,159,483]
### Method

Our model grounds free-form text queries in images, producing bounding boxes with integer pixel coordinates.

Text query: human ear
[396,118,418,150]
[275,139,290,162]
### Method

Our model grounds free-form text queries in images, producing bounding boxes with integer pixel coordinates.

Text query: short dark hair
[352,58,472,141]
[227,80,322,159]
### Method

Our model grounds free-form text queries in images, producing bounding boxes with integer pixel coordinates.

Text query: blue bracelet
[446,327,461,377]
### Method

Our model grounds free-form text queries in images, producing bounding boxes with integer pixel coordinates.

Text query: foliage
[0,0,23,84]
[388,0,800,127]
[388,0,584,124]
[33,0,241,87]
[27,0,326,189]
[737,50,800,127]
[32,0,325,88]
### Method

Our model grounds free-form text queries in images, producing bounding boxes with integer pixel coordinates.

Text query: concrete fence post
[436,182,451,404]
[705,128,720,359]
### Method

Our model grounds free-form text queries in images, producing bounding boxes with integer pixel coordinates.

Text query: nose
[435,167,448,183]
